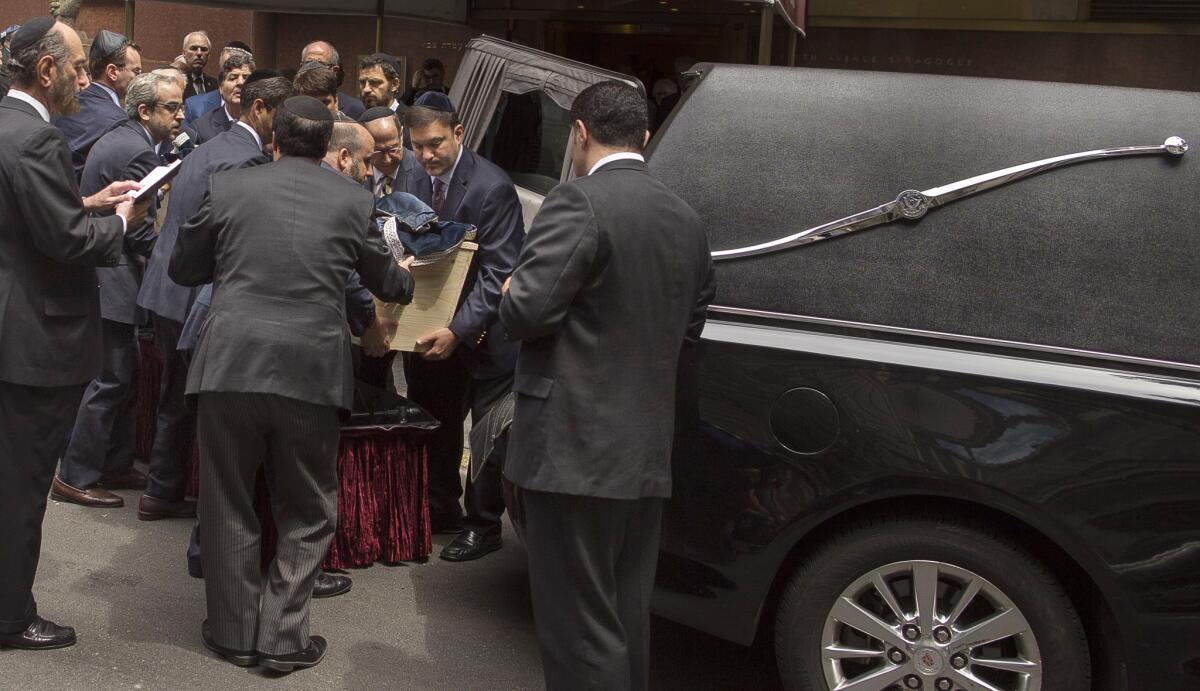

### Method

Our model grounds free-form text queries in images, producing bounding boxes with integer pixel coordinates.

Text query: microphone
[170,131,191,159]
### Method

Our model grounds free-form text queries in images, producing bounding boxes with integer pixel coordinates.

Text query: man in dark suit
[401,97,524,560]
[137,71,290,524]
[180,30,216,101]
[0,17,148,651]
[184,41,252,125]
[188,53,253,146]
[51,29,140,180]
[300,40,365,120]
[169,96,414,672]
[499,80,715,690]
[52,73,184,510]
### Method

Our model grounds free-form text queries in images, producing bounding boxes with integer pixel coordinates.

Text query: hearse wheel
[775,516,1090,691]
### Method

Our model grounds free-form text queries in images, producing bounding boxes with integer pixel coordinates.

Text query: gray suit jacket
[80,120,161,325]
[0,95,125,387]
[169,156,415,410]
[500,158,715,499]
[401,147,524,378]
[138,122,267,324]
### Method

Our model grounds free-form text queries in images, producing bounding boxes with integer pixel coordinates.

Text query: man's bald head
[362,113,403,178]
[325,120,374,184]
[301,40,338,66]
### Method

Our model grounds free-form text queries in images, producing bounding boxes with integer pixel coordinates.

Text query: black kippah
[413,91,455,113]
[368,52,400,73]
[10,16,55,56]
[226,40,252,53]
[282,95,333,122]
[358,106,397,124]
[244,68,281,86]
[89,29,127,64]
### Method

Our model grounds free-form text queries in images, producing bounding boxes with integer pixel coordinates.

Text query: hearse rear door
[449,36,644,228]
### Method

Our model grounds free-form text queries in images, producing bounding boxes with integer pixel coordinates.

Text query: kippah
[368,52,400,73]
[10,16,55,56]
[226,40,252,54]
[413,91,455,113]
[282,95,333,121]
[358,106,397,124]
[244,68,281,85]
[89,29,128,64]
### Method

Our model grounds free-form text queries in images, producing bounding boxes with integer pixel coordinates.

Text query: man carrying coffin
[52,73,184,509]
[169,96,414,672]
[0,16,148,651]
[401,94,525,560]
[137,70,290,522]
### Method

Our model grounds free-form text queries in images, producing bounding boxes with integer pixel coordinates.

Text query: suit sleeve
[686,235,716,345]
[448,178,524,347]
[121,147,161,258]
[13,128,123,266]
[169,183,219,287]
[357,205,415,305]
[499,183,597,342]
[344,270,377,337]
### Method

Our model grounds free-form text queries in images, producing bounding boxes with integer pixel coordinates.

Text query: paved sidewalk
[4,485,782,690]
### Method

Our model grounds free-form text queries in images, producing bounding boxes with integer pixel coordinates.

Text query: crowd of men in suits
[0,14,713,689]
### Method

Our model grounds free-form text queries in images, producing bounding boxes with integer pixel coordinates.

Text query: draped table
[134,336,437,568]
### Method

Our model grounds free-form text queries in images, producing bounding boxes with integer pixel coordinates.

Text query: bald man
[301,40,364,119]
[180,30,215,101]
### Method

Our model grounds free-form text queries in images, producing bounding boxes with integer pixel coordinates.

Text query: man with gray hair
[52,72,184,512]
[0,15,147,651]
[181,30,215,101]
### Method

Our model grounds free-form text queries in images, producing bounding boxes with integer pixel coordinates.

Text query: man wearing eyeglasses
[51,73,184,511]
[51,29,141,180]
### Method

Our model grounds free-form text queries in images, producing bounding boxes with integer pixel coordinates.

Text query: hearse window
[478,90,572,196]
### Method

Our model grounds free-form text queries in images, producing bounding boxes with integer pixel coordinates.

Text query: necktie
[379,175,393,198]
[432,177,446,216]
[193,75,205,95]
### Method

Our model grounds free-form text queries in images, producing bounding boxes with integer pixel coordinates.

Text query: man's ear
[643,129,650,148]
[574,119,589,149]
[105,62,120,85]
[36,52,57,88]
[453,123,465,141]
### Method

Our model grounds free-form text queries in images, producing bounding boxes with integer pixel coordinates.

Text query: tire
[775,514,1091,691]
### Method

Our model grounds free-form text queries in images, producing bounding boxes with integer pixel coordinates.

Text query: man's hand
[116,198,151,233]
[83,180,140,213]
[501,275,512,295]
[401,255,415,271]
[361,317,393,358]
[417,327,458,361]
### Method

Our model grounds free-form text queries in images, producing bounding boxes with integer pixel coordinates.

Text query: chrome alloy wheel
[820,560,1042,691]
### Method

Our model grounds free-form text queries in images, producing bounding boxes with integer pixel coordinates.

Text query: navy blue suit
[338,92,365,120]
[58,120,161,490]
[51,83,126,181]
[137,123,268,502]
[183,90,221,125]
[400,147,524,534]
[189,103,233,146]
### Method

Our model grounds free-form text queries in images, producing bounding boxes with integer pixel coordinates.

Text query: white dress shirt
[7,89,50,122]
[588,152,645,177]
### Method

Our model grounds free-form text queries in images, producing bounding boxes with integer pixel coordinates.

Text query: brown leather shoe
[97,467,147,490]
[50,477,124,508]
[137,494,197,521]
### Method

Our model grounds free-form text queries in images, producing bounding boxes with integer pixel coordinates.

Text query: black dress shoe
[439,529,502,562]
[201,620,257,667]
[259,635,327,673]
[137,494,197,521]
[312,572,352,599]
[0,617,77,650]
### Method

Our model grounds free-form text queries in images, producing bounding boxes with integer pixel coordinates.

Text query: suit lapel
[442,148,474,220]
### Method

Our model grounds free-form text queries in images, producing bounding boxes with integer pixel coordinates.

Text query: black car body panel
[643,65,1200,689]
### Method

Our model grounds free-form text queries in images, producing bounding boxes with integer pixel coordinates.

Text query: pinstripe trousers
[196,391,340,656]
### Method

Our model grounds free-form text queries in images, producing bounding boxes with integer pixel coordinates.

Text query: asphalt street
[3,481,784,690]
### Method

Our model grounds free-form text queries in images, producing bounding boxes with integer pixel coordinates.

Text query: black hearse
[456,39,1200,691]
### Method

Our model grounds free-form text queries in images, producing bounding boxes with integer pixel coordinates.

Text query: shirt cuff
[118,214,127,234]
